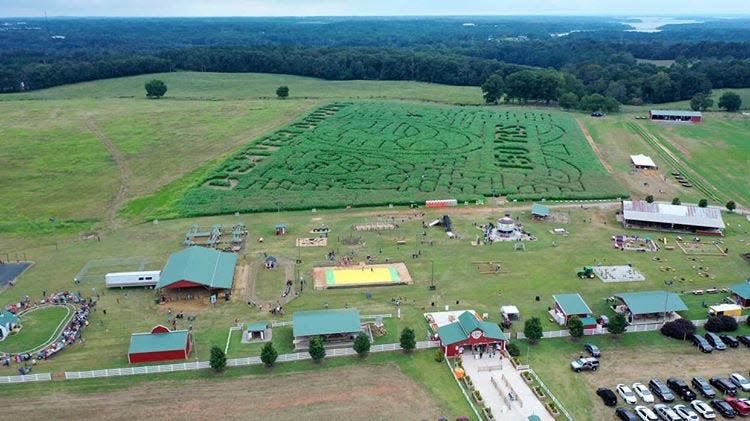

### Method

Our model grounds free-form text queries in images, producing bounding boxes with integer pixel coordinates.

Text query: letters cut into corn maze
[181,102,624,215]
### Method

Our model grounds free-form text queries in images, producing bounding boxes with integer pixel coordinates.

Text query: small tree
[481,74,504,104]
[523,317,543,344]
[308,336,326,361]
[718,91,742,112]
[209,346,226,372]
[726,201,736,212]
[399,327,416,352]
[506,342,521,357]
[607,313,627,336]
[353,332,371,356]
[690,92,713,111]
[260,342,278,367]
[698,199,708,208]
[660,318,696,340]
[645,195,654,203]
[145,79,167,98]
[672,197,681,205]
[276,85,289,99]
[434,349,445,363]
[568,315,584,339]
[559,92,579,110]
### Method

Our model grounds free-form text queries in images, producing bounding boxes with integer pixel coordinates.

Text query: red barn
[649,110,702,123]
[128,325,192,364]
[436,311,507,357]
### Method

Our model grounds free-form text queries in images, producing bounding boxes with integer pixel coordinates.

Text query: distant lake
[624,17,702,33]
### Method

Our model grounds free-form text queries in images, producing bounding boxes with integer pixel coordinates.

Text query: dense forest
[2,16,750,106]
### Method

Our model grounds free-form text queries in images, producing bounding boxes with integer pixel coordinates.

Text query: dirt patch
[576,118,614,174]
[0,364,443,421]
[582,345,744,421]
[86,119,130,228]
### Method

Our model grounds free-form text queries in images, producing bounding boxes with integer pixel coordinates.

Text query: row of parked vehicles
[597,373,750,420]
[692,332,750,353]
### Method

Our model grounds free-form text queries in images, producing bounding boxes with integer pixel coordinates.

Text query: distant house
[649,110,702,123]
[437,311,507,357]
[128,325,192,363]
[551,294,597,328]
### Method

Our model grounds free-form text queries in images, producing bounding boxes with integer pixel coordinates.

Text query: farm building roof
[128,329,190,354]
[247,322,267,332]
[650,110,702,117]
[615,291,687,315]
[553,293,593,316]
[437,311,507,345]
[731,282,750,299]
[622,200,725,230]
[580,316,598,326]
[156,246,237,289]
[0,311,19,326]
[630,154,657,168]
[292,308,361,338]
[531,203,550,217]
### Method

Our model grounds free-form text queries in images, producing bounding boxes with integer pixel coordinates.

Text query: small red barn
[649,110,702,123]
[128,325,192,364]
[437,311,507,357]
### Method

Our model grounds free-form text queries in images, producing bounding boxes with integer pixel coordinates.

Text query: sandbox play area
[313,263,413,290]
[593,265,646,283]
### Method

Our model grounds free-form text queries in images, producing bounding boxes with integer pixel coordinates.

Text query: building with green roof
[531,203,550,219]
[128,325,192,363]
[156,246,238,290]
[551,293,597,328]
[731,281,750,307]
[292,308,362,350]
[0,310,20,340]
[614,291,687,322]
[436,311,507,357]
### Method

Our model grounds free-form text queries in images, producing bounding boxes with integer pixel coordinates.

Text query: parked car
[635,405,659,421]
[650,379,676,402]
[691,334,713,353]
[633,382,655,403]
[720,335,740,348]
[725,396,750,416]
[737,335,750,347]
[709,377,738,396]
[704,332,727,350]
[584,343,601,357]
[729,373,750,392]
[591,111,605,117]
[710,399,737,418]
[691,377,717,399]
[597,387,618,406]
[672,404,699,421]
[667,378,697,401]
[571,357,599,372]
[653,403,682,421]
[616,406,640,421]
[617,384,638,405]
[690,399,716,420]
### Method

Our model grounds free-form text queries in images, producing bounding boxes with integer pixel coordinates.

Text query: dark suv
[692,376,717,399]
[649,378,675,402]
[709,377,738,396]
[721,335,740,348]
[691,334,713,353]
[738,335,750,347]
[705,332,727,350]
[584,343,601,357]
[667,378,697,401]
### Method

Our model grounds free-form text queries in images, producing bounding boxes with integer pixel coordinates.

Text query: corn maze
[180,102,624,215]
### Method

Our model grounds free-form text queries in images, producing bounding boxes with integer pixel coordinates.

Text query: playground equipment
[577,266,595,279]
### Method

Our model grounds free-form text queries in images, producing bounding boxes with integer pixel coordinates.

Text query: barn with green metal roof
[292,308,362,350]
[436,311,507,357]
[128,325,192,363]
[552,293,596,328]
[156,246,237,291]
[731,281,750,307]
[614,291,687,322]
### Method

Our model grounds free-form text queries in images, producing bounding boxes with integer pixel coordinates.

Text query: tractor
[577,266,595,279]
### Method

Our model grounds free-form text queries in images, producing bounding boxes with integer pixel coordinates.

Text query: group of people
[37,294,94,360]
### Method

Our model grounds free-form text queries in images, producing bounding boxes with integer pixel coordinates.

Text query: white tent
[501,305,520,320]
[630,154,657,169]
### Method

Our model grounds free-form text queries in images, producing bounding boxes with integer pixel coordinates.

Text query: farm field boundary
[179,102,626,216]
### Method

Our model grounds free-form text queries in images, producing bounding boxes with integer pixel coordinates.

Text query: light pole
[663,279,673,323]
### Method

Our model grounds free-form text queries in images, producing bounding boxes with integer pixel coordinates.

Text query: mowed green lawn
[0,306,70,354]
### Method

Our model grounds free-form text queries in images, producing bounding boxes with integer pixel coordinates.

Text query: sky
[1,0,748,18]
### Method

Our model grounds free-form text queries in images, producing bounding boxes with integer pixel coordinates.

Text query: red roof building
[128,325,192,364]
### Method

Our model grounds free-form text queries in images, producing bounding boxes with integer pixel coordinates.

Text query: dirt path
[0,364,444,421]
[86,120,131,227]
[576,118,614,174]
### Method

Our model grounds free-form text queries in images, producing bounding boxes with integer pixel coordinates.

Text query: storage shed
[630,154,658,169]
[731,282,750,307]
[292,308,362,350]
[614,291,687,322]
[531,203,550,219]
[552,293,596,327]
[0,310,20,340]
[128,325,192,363]
[708,304,742,318]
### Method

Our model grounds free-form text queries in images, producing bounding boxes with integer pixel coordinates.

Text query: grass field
[181,101,625,216]
[0,306,70,354]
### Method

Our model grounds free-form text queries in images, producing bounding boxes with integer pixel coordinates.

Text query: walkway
[462,354,553,421]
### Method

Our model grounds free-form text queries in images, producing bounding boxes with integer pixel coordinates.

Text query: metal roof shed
[292,308,361,338]
[553,293,593,317]
[156,246,238,290]
[531,203,550,218]
[615,291,687,315]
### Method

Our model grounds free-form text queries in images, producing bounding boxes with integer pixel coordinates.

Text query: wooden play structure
[473,261,508,275]
[675,239,727,256]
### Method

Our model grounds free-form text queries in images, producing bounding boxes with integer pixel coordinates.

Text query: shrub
[308,336,326,361]
[645,195,654,203]
[607,313,627,336]
[209,346,226,372]
[660,318,696,340]
[524,317,543,343]
[568,315,584,338]
[506,342,521,357]
[698,199,708,208]
[727,201,736,211]
[353,332,371,356]
[705,315,738,333]
[400,327,416,352]
[672,197,681,205]
[260,342,278,367]
[434,349,445,363]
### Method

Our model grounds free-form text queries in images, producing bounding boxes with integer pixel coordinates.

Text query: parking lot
[580,343,750,420]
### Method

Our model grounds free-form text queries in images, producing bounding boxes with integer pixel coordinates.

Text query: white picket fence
[524,368,574,421]
[65,340,439,380]
[0,373,52,383]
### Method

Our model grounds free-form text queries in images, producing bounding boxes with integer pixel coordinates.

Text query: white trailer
[105,271,160,288]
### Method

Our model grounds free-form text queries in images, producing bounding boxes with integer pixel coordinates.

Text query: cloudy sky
[1,0,748,17]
